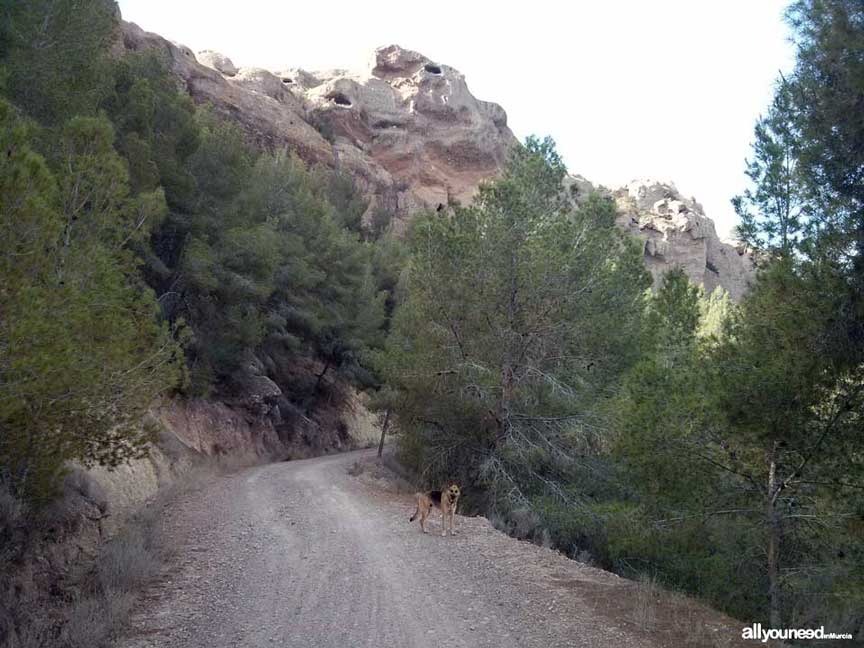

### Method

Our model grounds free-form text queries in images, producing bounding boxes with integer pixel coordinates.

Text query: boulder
[197,50,238,76]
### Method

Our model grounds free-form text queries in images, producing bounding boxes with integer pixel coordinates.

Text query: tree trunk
[314,358,331,393]
[495,249,518,441]
[766,441,782,628]
[495,364,514,441]
[377,409,390,458]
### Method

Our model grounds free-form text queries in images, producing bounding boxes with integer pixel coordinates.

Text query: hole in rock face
[331,93,352,107]
[372,119,401,129]
[282,77,293,84]
[424,64,442,75]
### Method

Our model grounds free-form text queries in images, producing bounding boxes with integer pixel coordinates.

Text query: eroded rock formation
[117,21,754,298]
[613,180,755,300]
[118,23,517,231]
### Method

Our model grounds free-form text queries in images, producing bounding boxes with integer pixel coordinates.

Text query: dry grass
[0,447,258,648]
[631,573,659,629]
[57,456,246,648]
[62,590,135,648]
[62,468,108,514]
[2,614,53,648]
[510,506,543,540]
[380,447,413,483]
[349,452,415,495]
[97,522,160,594]
[565,572,761,648]
[29,500,166,648]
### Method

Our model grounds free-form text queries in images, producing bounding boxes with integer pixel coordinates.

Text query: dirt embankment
[0,392,379,647]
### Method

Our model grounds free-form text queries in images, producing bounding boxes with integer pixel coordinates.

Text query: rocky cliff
[566,176,756,300]
[85,390,379,533]
[613,180,754,300]
[119,23,517,233]
[117,20,754,298]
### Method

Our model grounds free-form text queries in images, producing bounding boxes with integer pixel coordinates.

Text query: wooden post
[377,409,391,458]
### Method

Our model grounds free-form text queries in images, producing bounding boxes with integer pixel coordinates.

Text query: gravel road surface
[119,448,731,648]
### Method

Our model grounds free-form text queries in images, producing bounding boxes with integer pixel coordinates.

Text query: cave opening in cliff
[331,93,352,107]
[424,64,442,75]
[282,77,293,84]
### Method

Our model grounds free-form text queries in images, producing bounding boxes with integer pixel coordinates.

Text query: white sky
[117,0,796,238]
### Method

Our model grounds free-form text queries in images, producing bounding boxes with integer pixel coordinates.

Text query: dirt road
[119,449,742,648]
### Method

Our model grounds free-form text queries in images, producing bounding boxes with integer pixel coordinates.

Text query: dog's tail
[409,493,421,521]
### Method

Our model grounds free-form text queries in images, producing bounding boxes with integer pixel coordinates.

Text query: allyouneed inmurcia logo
[742,623,853,643]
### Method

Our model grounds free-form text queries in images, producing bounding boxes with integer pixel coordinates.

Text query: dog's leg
[450,508,457,535]
[441,506,448,537]
[420,506,429,533]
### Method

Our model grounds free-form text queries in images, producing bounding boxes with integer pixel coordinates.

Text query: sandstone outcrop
[117,20,754,298]
[297,44,518,214]
[565,176,755,299]
[118,23,517,231]
[614,180,755,300]
[197,50,238,77]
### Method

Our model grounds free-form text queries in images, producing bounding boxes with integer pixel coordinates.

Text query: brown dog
[409,484,460,536]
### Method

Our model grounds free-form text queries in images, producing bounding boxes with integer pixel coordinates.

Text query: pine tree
[785,0,864,368]
[727,3,864,624]
[614,269,708,501]
[732,85,809,257]
[0,103,182,502]
[374,137,649,496]
[712,260,864,627]
[0,0,117,126]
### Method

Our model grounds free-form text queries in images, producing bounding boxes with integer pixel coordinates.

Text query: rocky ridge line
[117,21,754,298]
